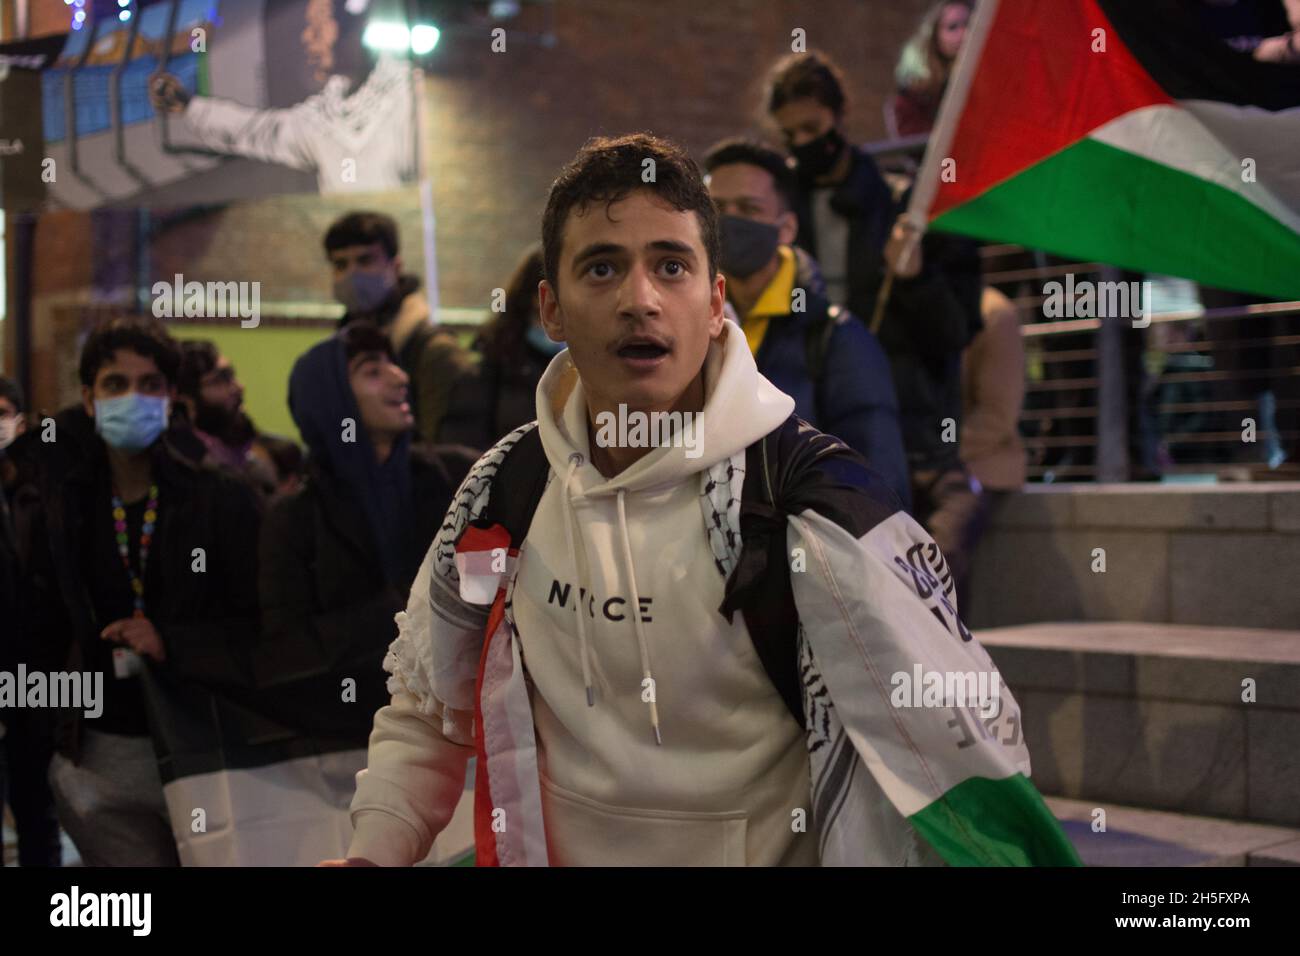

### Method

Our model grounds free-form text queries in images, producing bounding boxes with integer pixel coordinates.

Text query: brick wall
[13,0,934,409]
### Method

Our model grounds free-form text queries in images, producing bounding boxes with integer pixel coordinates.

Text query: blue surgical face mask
[333,271,395,316]
[525,322,565,357]
[94,393,169,452]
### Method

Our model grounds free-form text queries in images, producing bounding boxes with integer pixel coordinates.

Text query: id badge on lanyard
[113,646,145,679]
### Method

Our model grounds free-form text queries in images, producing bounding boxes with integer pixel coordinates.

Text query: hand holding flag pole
[871,213,926,335]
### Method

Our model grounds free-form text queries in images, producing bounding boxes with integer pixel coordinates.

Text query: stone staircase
[969,483,1300,865]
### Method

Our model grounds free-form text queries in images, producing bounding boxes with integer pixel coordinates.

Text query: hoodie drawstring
[616,488,662,745]
[557,453,663,746]
[559,453,596,708]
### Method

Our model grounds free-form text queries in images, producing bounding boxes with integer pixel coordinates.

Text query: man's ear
[538,279,565,342]
[777,209,798,246]
[81,384,95,420]
[708,272,726,340]
[390,254,404,280]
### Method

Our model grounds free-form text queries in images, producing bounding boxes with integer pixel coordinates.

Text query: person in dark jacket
[325,211,484,447]
[766,50,983,571]
[704,138,910,508]
[470,245,566,449]
[258,323,475,746]
[39,317,262,867]
[1,378,63,866]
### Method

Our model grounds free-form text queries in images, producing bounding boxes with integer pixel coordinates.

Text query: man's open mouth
[615,336,672,361]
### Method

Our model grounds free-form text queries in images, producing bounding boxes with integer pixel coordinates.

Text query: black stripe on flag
[1097,0,1300,110]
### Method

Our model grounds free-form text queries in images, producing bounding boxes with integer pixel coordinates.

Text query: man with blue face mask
[324,212,485,450]
[38,317,262,866]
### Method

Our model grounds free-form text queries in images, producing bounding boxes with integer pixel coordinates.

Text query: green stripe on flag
[932,137,1300,301]
[908,774,1083,866]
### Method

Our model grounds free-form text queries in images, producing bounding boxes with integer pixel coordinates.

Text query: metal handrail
[1020,300,1300,338]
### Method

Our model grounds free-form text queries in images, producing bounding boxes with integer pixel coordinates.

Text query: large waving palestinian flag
[912,0,1300,300]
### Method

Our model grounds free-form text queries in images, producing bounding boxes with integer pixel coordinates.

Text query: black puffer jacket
[255,444,475,743]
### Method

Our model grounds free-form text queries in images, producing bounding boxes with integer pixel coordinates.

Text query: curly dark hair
[703,137,801,212]
[540,132,719,293]
[340,320,397,364]
[323,211,400,260]
[78,316,182,388]
[766,50,849,119]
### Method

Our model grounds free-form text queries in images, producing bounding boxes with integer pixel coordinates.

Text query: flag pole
[412,63,439,322]
[873,0,1001,335]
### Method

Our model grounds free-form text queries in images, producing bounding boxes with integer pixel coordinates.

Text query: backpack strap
[804,303,848,429]
[717,415,854,727]
[469,424,552,549]
[465,416,854,732]
[803,302,844,384]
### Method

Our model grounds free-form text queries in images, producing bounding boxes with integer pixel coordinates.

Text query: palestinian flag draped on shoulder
[910,0,1300,300]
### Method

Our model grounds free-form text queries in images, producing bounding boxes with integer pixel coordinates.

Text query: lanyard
[110,483,159,619]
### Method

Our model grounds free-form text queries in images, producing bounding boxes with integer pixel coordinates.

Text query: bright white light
[119,0,130,6]
[411,24,440,55]
[362,21,409,52]
[73,9,85,20]
[119,9,131,20]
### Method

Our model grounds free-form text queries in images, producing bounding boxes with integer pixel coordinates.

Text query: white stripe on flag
[479,614,550,866]
[1090,102,1300,236]
[162,749,367,866]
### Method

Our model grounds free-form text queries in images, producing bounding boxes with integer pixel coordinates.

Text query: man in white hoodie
[325,134,1079,867]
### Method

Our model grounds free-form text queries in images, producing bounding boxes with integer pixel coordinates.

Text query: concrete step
[1046,796,1300,866]
[981,621,1300,827]
[967,482,1300,631]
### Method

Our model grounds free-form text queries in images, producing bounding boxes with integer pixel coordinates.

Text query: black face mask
[791,127,847,182]
[719,214,781,279]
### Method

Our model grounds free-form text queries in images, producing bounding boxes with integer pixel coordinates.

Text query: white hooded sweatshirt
[349,324,819,865]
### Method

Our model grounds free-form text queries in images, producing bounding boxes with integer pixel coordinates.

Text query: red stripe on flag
[931,0,1171,220]
[472,591,509,867]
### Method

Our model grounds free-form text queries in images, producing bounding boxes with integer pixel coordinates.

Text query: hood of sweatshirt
[289,335,416,585]
[526,321,794,744]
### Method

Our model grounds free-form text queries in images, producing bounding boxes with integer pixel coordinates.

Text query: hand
[883,214,924,280]
[317,857,378,867]
[101,617,167,663]
[149,72,192,113]
[1254,33,1300,64]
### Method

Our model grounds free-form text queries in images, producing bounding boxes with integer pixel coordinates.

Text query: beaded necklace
[111,483,159,618]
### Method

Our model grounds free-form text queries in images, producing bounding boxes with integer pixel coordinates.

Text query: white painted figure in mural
[149,0,415,194]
